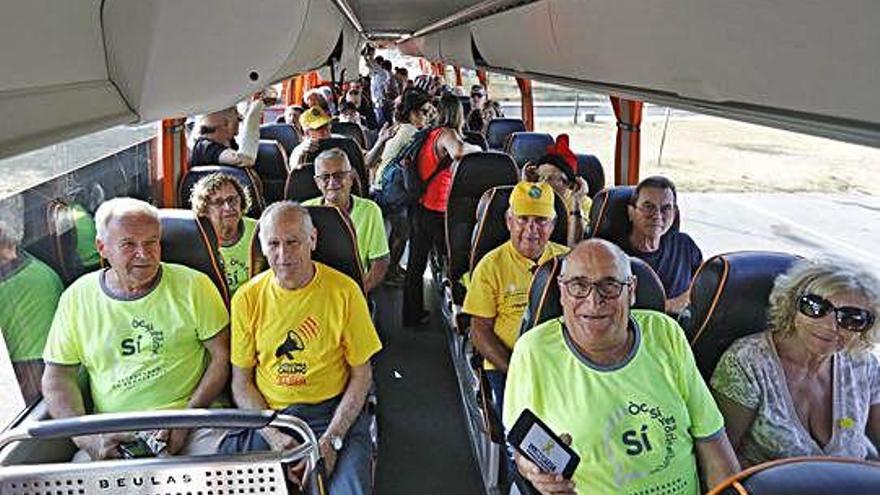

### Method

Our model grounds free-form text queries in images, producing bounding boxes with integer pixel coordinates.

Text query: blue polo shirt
[626,232,702,298]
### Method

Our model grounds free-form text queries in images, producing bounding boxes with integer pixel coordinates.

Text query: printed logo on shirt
[274,316,320,387]
[225,257,247,288]
[120,318,165,357]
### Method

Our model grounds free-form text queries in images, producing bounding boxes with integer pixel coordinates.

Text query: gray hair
[94,197,160,241]
[314,148,351,172]
[0,195,24,247]
[561,239,632,281]
[258,201,314,242]
[768,257,880,352]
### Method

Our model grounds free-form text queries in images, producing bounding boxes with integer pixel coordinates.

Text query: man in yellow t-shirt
[41,198,230,461]
[223,202,382,494]
[190,173,258,295]
[504,240,739,494]
[462,181,569,418]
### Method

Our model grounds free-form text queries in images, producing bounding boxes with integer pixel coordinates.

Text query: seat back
[249,205,364,292]
[485,118,526,150]
[469,186,568,273]
[255,139,289,204]
[177,165,265,216]
[330,121,367,148]
[445,152,519,304]
[709,457,880,495]
[519,255,667,334]
[505,132,555,168]
[687,251,800,379]
[589,186,680,245]
[259,124,300,156]
[309,137,369,194]
[458,95,472,118]
[26,200,85,284]
[158,209,230,307]
[576,153,605,198]
[463,130,488,151]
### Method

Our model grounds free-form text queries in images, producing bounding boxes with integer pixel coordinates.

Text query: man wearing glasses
[625,176,702,314]
[504,239,739,495]
[303,149,390,293]
[190,173,257,295]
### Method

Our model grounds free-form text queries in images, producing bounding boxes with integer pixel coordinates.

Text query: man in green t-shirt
[504,240,740,494]
[42,198,230,461]
[191,173,258,295]
[303,148,389,293]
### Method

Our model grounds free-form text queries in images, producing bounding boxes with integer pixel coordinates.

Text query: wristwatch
[328,435,344,452]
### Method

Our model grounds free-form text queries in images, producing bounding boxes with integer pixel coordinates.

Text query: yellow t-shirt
[230,262,382,409]
[462,240,569,369]
[219,217,258,295]
[43,263,229,413]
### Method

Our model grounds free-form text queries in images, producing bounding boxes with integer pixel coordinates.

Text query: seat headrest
[505,132,555,168]
[158,209,229,307]
[26,200,82,284]
[519,254,668,334]
[255,139,289,181]
[687,251,800,379]
[249,205,364,292]
[470,186,568,272]
[330,122,366,148]
[445,153,520,304]
[589,186,680,244]
[178,165,265,216]
[576,153,605,197]
[463,131,488,151]
[312,137,369,194]
[485,118,526,150]
[259,124,300,156]
[713,457,880,495]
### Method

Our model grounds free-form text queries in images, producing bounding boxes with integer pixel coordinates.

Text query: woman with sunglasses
[711,258,880,467]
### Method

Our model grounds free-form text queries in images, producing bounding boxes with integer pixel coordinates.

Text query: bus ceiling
[1,0,879,161]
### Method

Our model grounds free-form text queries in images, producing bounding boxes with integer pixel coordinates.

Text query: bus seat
[331,121,367,148]
[259,123,300,156]
[687,251,799,379]
[177,165,265,217]
[709,456,880,495]
[576,153,605,198]
[463,130,488,151]
[588,186,680,245]
[469,185,568,274]
[485,118,526,150]
[255,139,289,204]
[249,205,365,292]
[26,199,88,284]
[519,255,667,335]
[158,209,230,307]
[284,163,362,203]
[458,95,472,118]
[505,132,554,168]
[446,152,519,305]
[307,137,370,195]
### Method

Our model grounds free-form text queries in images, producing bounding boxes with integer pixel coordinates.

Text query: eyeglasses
[797,293,875,333]
[207,195,240,208]
[511,215,554,228]
[538,173,568,185]
[315,171,350,182]
[634,202,675,216]
[348,90,360,96]
[559,277,633,300]
[471,93,485,99]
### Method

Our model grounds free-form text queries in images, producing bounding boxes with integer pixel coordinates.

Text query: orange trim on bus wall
[611,96,643,185]
[516,77,535,131]
[476,70,488,88]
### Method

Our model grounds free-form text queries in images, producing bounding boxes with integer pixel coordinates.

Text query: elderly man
[222,202,382,494]
[190,97,263,168]
[190,173,257,295]
[42,198,230,460]
[289,106,334,168]
[504,239,739,494]
[625,176,702,314]
[303,149,390,292]
[463,181,569,416]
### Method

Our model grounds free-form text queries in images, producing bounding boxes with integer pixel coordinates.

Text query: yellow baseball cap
[299,107,332,130]
[509,181,555,218]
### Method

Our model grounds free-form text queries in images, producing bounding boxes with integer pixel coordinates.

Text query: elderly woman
[711,258,880,467]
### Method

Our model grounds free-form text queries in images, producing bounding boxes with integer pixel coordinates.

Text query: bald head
[561,239,632,282]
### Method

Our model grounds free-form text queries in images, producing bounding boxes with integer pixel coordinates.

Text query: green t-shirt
[303,196,389,270]
[69,203,99,269]
[219,217,258,295]
[503,310,724,495]
[43,263,229,413]
[0,252,64,362]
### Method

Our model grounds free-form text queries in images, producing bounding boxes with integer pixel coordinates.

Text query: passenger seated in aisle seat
[711,258,880,468]
[466,84,487,132]
[290,107,334,168]
[505,239,739,494]
[624,176,702,314]
[41,198,230,460]
[338,101,368,132]
[479,100,504,135]
[279,105,305,139]
[303,149,390,293]
[220,202,381,494]
[190,92,266,168]
[0,202,64,405]
[463,181,569,416]
[191,173,258,295]
[524,134,590,245]
[343,81,378,131]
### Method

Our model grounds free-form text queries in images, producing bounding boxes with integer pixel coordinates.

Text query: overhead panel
[399,35,442,61]
[438,24,476,69]
[470,2,558,74]
[336,22,368,82]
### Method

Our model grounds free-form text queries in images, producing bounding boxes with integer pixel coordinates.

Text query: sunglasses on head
[797,293,875,333]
